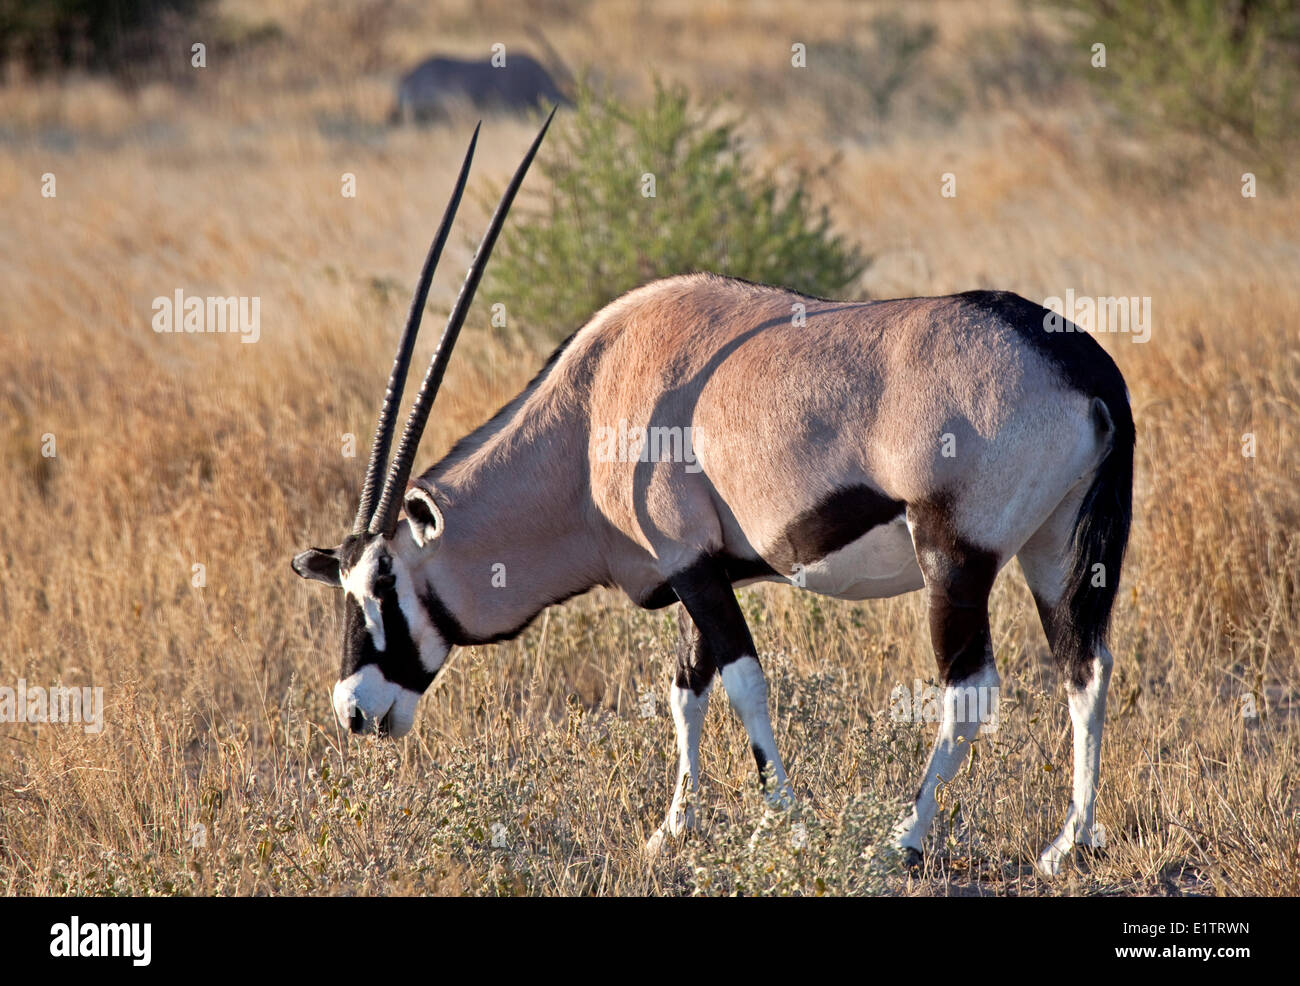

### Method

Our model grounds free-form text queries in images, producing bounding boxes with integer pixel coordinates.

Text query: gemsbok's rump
[291,118,1134,877]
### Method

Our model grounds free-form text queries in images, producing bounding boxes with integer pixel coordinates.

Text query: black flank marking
[766,485,905,574]
[637,482,903,613]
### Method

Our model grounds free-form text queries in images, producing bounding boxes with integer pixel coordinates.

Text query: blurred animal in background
[391,49,570,123]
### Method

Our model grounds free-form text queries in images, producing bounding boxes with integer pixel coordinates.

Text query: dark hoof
[902,847,923,873]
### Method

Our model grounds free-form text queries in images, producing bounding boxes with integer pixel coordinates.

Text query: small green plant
[486,82,869,341]
[680,787,904,897]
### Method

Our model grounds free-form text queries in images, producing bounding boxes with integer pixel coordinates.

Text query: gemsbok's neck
[412,357,608,645]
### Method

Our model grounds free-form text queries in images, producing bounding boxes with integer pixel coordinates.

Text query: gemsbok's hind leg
[893,506,1001,867]
[1017,501,1113,876]
[646,611,714,854]
[1034,643,1111,876]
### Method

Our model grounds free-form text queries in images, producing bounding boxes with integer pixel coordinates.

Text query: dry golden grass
[0,0,1296,896]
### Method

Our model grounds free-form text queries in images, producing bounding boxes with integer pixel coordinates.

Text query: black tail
[1059,394,1134,686]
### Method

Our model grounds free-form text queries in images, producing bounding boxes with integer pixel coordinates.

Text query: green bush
[1058,0,1300,165]
[486,83,870,342]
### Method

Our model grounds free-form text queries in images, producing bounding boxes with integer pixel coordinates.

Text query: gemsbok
[292,113,1134,877]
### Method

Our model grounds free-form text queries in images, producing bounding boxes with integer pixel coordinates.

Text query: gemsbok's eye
[374,573,396,594]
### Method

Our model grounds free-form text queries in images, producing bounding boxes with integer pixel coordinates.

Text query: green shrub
[1057,0,1300,165]
[486,82,870,342]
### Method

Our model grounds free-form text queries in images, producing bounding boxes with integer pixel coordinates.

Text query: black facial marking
[335,534,432,692]
[335,533,371,570]
[340,594,434,693]
[906,498,999,685]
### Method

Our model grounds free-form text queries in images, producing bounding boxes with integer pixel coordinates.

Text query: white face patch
[333,665,421,737]
[340,539,390,651]
[388,553,448,675]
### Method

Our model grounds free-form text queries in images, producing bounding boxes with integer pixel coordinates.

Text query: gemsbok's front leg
[646,612,714,854]
[671,556,791,805]
[893,508,1001,868]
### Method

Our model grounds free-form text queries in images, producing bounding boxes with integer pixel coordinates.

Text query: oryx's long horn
[352,124,481,534]
[370,107,555,537]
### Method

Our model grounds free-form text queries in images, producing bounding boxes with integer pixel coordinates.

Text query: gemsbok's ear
[403,486,445,548]
[292,547,342,586]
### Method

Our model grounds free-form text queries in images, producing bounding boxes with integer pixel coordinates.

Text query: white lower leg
[719,656,792,805]
[665,680,710,835]
[647,680,710,854]
[1038,646,1112,875]
[894,662,1000,853]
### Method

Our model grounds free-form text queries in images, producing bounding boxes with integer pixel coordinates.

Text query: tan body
[416,274,1106,623]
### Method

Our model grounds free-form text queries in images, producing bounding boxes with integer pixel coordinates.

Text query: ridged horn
[370,107,555,537]
[351,124,481,533]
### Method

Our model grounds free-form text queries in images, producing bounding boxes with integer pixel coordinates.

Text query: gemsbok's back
[292,118,1133,877]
